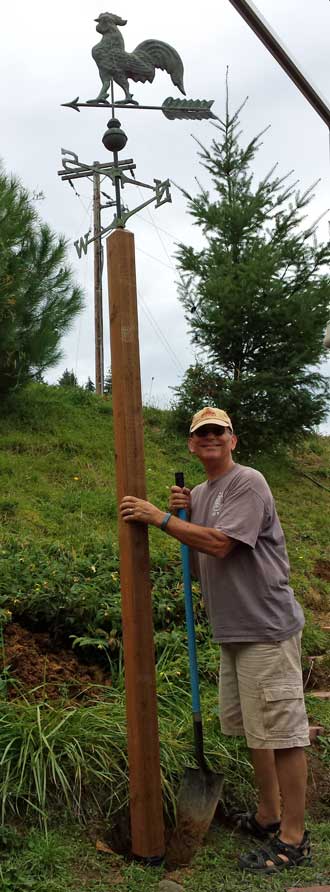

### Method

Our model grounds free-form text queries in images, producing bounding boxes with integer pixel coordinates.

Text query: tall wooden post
[106,228,165,862]
[93,168,104,395]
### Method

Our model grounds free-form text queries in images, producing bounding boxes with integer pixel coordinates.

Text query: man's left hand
[120,496,164,528]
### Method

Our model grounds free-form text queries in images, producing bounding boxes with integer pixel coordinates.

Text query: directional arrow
[61,96,217,120]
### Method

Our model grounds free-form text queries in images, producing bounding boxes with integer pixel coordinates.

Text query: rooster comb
[95,12,127,25]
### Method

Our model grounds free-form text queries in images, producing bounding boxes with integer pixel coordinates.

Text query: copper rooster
[90,12,186,103]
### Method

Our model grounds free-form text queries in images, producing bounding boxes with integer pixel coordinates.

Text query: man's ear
[188,435,195,454]
[231,433,238,452]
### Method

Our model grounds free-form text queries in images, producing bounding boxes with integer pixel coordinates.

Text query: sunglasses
[193,425,231,437]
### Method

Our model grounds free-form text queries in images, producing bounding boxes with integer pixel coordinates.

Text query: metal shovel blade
[166,766,224,868]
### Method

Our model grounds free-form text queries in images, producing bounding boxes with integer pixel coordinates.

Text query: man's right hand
[169,485,191,515]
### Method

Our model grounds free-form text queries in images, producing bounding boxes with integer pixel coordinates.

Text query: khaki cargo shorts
[219,633,310,749]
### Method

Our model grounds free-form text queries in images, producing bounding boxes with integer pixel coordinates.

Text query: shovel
[166,472,224,868]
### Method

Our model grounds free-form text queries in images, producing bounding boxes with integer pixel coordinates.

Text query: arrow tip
[61,97,80,112]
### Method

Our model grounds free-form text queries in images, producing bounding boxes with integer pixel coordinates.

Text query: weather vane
[59,12,217,243]
[62,11,216,119]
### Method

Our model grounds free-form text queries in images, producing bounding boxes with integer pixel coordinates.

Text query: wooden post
[106,228,165,862]
[93,168,104,395]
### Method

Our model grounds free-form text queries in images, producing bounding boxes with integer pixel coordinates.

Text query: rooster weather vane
[59,13,216,251]
[62,12,216,119]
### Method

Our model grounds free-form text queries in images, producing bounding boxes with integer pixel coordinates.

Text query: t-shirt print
[211,491,224,516]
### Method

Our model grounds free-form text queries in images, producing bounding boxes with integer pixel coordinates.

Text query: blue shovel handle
[175,472,207,769]
[175,473,201,717]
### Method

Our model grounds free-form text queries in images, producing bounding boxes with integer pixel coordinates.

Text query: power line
[135,246,173,270]
[74,207,93,380]
[137,214,182,243]
[138,187,176,272]
[137,187,191,308]
[137,290,184,375]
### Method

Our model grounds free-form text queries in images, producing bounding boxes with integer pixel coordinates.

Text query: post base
[133,853,165,867]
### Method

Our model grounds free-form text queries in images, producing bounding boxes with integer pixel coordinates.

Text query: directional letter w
[74,232,90,259]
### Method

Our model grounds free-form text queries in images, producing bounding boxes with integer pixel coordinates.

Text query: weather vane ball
[62,13,215,119]
[91,11,185,104]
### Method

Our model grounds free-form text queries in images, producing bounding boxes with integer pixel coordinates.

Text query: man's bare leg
[275,747,307,845]
[250,749,281,826]
[239,748,309,870]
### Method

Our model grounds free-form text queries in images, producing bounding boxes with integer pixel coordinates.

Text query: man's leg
[250,748,281,826]
[250,746,307,839]
[239,747,310,871]
[275,746,307,845]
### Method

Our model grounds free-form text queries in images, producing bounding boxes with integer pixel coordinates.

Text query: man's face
[188,424,237,463]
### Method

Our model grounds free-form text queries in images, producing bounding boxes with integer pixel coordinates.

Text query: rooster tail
[134,39,185,95]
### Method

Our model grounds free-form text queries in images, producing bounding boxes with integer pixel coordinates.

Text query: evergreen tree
[0,166,84,394]
[104,367,112,394]
[84,376,95,392]
[58,369,78,387]
[173,90,330,452]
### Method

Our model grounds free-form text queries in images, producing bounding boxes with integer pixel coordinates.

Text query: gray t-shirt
[191,463,304,643]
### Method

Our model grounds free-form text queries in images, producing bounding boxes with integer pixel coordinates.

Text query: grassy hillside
[1,383,329,642]
[0,383,330,891]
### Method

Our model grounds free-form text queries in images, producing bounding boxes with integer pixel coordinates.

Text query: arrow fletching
[162,97,217,120]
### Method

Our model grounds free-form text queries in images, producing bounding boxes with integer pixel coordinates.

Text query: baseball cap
[189,406,233,434]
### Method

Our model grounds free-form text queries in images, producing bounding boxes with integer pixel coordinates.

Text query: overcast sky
[1,0,330,429]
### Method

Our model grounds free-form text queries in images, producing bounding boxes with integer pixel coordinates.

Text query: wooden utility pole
[107,228,165,863]
[93,168,104,395]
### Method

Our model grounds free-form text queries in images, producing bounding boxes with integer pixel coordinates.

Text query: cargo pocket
[262,685,305,738]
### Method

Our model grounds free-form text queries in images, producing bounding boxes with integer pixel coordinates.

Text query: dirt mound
[314,560,330,582]
[307,748,330,819]
[2,623,111,702]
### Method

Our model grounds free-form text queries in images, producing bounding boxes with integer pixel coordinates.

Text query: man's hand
[120,494,236,558]
[120,496,165,528]
[169,485,191,515]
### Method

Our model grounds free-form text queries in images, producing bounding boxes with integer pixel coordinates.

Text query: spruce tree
[84,376,95,392]
[58,369,78,387]
[104,367,112,395]
[0,166,83,394]
[173,90,330,452]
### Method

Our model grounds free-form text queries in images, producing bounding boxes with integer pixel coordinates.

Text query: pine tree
[0,166,84,394]
[58,369,78,387]
[172,89,330,452]
[84,376,95,392]
[104,367,112,394]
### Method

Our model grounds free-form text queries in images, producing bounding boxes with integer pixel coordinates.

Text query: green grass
[1,384,329,656]
[0,384,329,889]
[0,818,329,892]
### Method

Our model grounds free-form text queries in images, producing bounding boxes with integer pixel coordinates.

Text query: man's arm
[160,513,236,558]
[120,496,236,559]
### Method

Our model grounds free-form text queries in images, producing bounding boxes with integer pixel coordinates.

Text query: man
[120,406,311,873]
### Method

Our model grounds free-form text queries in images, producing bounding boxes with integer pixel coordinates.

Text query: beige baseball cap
[189,406,233,434]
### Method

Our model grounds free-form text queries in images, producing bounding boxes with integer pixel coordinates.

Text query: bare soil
[2,623,111,701]
[314,560,330,583]
[306,748,330,819]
